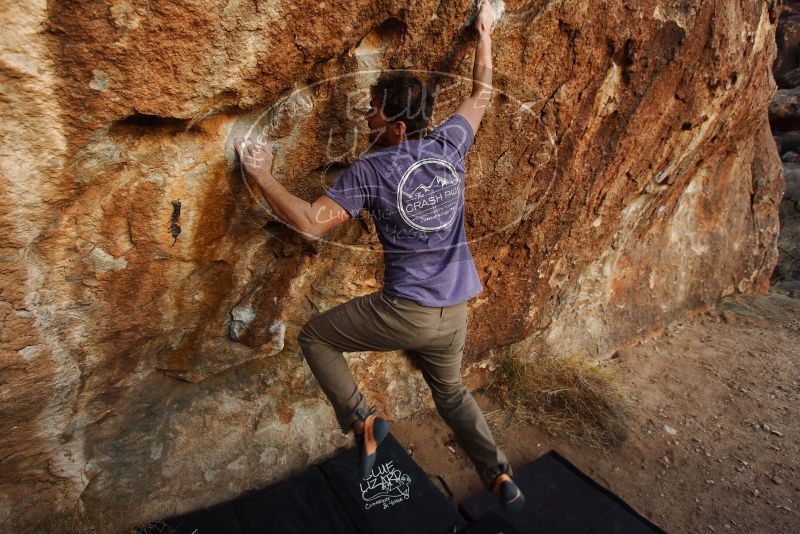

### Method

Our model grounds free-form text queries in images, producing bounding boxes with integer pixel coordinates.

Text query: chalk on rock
[488,0,506,24]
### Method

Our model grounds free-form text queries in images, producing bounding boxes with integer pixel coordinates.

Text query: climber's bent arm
[256,176,351,240]
[455,11,493,135]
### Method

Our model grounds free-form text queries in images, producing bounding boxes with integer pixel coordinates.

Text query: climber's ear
[392,119,407,138]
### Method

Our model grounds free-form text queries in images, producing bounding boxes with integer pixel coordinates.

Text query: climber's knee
[297,321,318,358]
[432,381,468,410]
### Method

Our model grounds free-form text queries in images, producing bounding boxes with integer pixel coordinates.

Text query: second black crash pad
[319,433,468,534]
[459,451,666,534]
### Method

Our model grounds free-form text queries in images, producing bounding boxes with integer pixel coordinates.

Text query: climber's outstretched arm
[234,138,350,240]
[455,0,494,135]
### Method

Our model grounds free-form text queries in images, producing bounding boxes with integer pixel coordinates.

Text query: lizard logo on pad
[360,460,412,510]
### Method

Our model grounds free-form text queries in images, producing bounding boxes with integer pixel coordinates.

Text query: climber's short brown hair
[369,71,435,139]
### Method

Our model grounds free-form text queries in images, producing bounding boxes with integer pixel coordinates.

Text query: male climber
[234,0,525,511]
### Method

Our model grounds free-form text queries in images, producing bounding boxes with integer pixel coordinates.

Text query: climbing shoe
[487,464,526,512]
[354,406,390,479]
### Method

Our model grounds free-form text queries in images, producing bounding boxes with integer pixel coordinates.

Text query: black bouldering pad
[459,451,666,534]
[140,433,466,534]
[140,500,243,534]
[233,466,357,534]
[457,512,523,533]
[319,433,468,534]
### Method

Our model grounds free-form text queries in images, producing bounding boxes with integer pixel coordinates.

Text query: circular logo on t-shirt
[396,158,461,232]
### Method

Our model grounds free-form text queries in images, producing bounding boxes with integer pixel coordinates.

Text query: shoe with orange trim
[354,406,390,479]
[487,464,526,512]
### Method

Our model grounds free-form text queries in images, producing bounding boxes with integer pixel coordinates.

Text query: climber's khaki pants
[298,290,508,486]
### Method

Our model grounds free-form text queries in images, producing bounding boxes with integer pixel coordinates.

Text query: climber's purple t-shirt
[324,113,483,306]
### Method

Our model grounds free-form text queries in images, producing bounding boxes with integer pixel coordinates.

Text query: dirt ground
[393,288,800,533]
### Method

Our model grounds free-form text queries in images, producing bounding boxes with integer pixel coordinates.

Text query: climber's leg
[298,290,437,433]
[406,302,509,487]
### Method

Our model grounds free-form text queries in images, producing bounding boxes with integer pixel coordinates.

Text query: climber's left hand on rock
[234,137,274,186]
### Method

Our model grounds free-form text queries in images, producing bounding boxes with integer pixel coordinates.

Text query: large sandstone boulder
[770,86,800,129]
[775,164,800,284]
[770,2,800,291]
[0,0,783,530]
[774,0,800,87]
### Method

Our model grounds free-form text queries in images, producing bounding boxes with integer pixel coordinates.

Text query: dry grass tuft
[487,350,633,449]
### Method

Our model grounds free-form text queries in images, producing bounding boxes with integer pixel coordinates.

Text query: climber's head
[366,72,435,147]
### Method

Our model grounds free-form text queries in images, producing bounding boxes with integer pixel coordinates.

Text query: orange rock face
[0,0,783,529]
